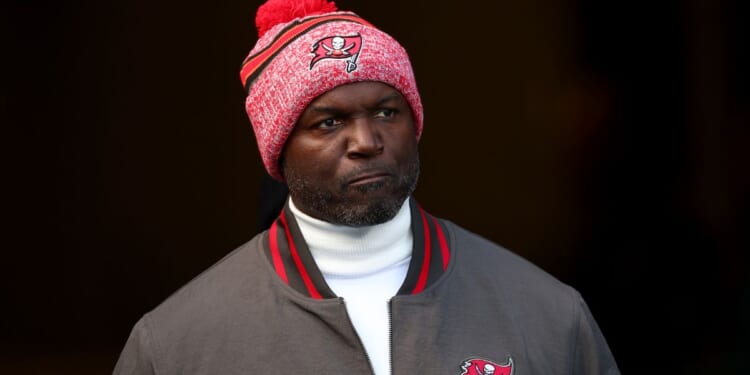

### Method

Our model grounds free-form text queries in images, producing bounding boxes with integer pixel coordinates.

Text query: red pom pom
[255,0,338,38]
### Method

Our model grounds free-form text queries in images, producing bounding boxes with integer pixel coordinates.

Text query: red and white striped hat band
[241,7,424,181]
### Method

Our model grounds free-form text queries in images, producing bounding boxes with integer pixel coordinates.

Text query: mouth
[347,171,393,188]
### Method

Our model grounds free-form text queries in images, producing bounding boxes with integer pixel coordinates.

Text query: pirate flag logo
[460,357,514,375]
[309,34,363,73]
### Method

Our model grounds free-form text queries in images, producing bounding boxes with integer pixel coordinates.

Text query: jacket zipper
[340,297,377,375]
[388,298,394,375]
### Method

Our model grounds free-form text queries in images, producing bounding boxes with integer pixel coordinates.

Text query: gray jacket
[114,199,619,374]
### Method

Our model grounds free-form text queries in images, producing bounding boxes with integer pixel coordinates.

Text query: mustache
[338,163,397,187]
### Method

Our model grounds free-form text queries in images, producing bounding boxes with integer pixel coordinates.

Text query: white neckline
[288,198,413,277]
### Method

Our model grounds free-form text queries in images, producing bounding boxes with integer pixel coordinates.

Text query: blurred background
[5,0,748,373]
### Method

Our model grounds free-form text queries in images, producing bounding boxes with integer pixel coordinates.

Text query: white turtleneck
[288,198,413,375]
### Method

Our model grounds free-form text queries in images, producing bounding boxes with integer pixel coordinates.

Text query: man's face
[282,81,419,226]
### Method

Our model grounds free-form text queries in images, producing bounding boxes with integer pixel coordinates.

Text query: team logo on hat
[460,357,514,375]
[310,34,363,73]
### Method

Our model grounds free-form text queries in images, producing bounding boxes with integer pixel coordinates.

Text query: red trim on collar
[432,216,450,271]
[412,206,432,294]
[268,220,288,284]
[280,210,323,299]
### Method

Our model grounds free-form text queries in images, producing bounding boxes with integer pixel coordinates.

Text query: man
[114,0,619,374]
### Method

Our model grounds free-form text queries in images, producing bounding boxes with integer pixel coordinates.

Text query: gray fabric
[114,219,619,375]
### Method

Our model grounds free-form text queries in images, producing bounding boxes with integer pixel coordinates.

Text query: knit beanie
[240,0,424,181]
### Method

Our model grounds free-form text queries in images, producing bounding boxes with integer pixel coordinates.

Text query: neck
[288,198,413,277]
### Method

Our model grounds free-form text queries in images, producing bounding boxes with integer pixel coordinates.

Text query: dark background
[5,0,748,373]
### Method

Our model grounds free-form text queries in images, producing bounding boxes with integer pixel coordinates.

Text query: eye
[316,118,343,129]
[373,108,397,119]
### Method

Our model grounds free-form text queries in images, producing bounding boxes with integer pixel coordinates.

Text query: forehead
[304,81,405,109]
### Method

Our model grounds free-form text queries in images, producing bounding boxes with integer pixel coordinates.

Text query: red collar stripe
[431,216,450,271]
[279,210,323,299]
[268,221,288,284]
[412,206,432,294]
[240,14,372,91]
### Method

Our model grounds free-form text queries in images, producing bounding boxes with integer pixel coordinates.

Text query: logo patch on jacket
[310,34,362,72]
[460,357,514,375]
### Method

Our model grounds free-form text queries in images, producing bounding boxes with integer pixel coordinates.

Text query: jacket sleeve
[572,292,621,375]
[113,315,159,375]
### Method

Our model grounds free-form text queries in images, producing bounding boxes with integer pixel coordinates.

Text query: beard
[283,155,420,227]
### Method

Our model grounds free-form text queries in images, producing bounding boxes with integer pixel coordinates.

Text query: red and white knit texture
[243,12,423,181]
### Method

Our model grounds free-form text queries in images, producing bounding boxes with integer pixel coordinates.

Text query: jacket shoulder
[441,220,579,319]
[115,233,275,374]
[146,232,271,335]
[444,221,570,291]
[439,221,619,373]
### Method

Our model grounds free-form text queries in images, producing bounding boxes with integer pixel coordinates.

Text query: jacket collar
[264,197,451,299]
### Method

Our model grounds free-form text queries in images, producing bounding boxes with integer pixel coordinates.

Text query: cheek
[284,141,341,179]
[389,128,418,158]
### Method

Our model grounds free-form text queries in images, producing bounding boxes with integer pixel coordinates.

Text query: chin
[331,196,405,227]
[286,156,419,226]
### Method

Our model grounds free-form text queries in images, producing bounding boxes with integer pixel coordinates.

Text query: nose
[346,118,383,159]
